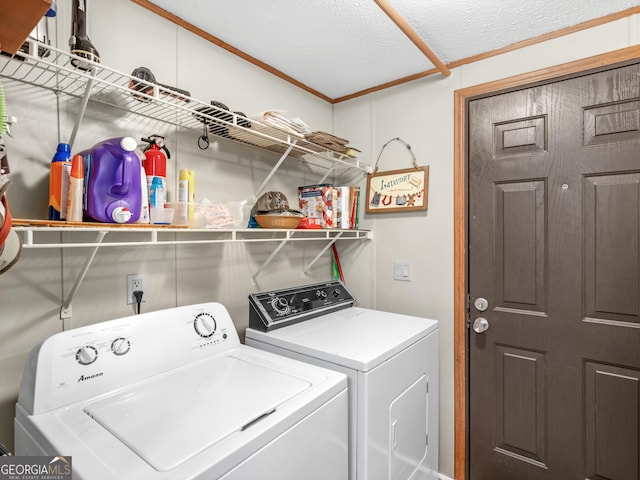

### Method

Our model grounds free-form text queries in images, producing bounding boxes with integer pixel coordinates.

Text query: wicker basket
[253,214,302,229]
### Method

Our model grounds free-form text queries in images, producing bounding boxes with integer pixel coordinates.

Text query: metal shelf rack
[0,39,370,192]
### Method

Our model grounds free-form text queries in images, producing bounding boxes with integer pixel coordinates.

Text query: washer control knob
[194,312,217,338]
[111,337,131,356]
[316,290,328,299]
[76,345,98,365]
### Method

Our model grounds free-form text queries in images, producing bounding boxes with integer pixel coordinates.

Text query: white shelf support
[253,140,297,200]
[317,163,338,185]
[68,70,96,148]
[302,232,344,276]
[251,232,295,285]
[60,230,108,323]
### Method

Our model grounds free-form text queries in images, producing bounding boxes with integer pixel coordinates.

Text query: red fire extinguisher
[141,134,170,192]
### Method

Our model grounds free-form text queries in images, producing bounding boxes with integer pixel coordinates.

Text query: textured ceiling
[146,0,640,101]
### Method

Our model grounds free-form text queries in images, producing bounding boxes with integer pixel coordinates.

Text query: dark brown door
[468,63,640,480]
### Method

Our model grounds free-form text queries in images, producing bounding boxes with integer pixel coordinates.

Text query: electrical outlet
[126,274,145,305]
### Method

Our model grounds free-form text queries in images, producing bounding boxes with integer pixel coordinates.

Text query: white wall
[1,2,639,477]
[334,14,640,478]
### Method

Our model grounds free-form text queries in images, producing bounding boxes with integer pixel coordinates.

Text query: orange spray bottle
[66,154,84,223]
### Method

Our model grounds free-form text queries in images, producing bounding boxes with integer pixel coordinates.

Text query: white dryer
[15,303,348,480]
[245,281,439,480]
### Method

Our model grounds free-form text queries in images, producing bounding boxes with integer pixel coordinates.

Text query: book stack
[298,184,360,229]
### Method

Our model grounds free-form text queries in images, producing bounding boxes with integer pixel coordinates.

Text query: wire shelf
[0,40,370,173]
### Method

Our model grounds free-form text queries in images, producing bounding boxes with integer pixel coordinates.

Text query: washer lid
[83,354,310,472]
[246,307,438,371]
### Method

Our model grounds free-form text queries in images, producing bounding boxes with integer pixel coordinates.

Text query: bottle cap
[120,137,137,152]
[70,154,84,179]
[111,207,132,223]
[52,143,71,162]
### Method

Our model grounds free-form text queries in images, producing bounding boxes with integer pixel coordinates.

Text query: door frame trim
[453,44,640,480]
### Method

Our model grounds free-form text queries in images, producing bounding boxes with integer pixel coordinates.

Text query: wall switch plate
[126,273,145,304]
[393,261,411,281]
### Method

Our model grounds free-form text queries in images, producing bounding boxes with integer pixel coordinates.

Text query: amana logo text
[77,372,103,383]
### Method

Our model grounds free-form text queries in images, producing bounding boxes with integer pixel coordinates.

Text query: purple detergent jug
[81,137,142,223]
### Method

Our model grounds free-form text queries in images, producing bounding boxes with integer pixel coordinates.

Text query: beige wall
[0,1,638,478]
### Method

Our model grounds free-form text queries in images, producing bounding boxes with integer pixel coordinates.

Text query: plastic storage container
[168,201,245,228]
[80,137,142,223]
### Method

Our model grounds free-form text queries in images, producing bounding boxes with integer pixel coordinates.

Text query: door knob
[472,317,489,334]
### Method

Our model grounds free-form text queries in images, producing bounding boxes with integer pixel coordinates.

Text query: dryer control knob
[194,312,217,338]
[111,337,131,356]
[271,297,290,315]
[76,345,98,365]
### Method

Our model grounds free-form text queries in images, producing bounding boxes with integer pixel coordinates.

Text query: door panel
[583,100,640,146]
[495,180,546,312]
[584,173,640,324]
[494,346,547,467]
[493,115,547,156]
[468,63,640,479]
[585,362,640,480]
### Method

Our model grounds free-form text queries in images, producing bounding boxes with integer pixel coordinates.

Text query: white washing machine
[15,303,348,480]
[245,281,439,480]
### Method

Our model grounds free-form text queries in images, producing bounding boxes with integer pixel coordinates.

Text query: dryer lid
[83,355,310,472]
[246,307,438,371]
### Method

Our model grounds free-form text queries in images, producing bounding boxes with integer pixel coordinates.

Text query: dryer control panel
[249,280,355,332]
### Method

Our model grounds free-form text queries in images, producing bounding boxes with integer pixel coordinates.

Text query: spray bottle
[178,169,195,223]
[66,154,84,223]
[149,176,166,224]
[48,143,72,220]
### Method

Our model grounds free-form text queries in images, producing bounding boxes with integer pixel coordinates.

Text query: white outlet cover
[126,274,146,305]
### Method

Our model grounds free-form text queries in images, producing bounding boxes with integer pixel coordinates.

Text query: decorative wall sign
[366,165,429,213]
[365,137,429,213]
